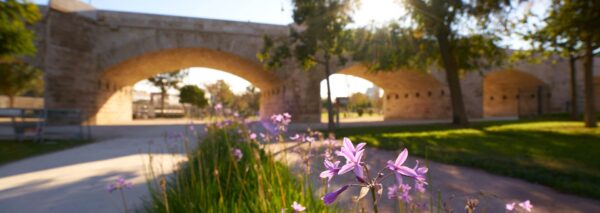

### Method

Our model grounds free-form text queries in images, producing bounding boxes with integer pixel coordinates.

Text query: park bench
[0,108,89,142]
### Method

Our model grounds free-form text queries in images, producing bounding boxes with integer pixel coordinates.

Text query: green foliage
[258,0,358,131]
[348,92,370,112]
[147,71,187,93]
[147,70,187,115]
[351,14,505,73]
[335,119,600,199]
[517,0,600,60]
[178,85,208,108]
[147,122,334,212]
[259,0,356,71]
[204,80,236,108]
[0,62,42,106]
[236,86,260,117]
[204,81,260,117]
[0,0,41,60]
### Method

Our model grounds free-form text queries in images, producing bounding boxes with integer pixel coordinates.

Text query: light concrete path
[266,142,600,213]
[0,125,201,213]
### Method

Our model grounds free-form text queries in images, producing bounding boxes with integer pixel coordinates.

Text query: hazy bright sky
[33,0,546,99]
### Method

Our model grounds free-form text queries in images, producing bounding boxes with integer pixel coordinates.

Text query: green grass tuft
[146,122,335,212]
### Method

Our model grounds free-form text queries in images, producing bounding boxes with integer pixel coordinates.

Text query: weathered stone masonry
[30,0,600,124]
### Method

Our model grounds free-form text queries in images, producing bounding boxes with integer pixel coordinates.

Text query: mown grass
[0,139,89,165]
[334,119,600,199]
[146,121,335,212]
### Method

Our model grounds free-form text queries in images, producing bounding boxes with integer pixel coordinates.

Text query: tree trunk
[324,56,335,132]
[8,95,15,108]
[583,39,597,127]
[435,32,469,125]
[160,89,166,117]
[569,54,578,120]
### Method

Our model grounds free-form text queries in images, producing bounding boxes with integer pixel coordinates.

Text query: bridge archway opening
[323,64,452,122]
[95,48,281,124]
[483,70,548,117]
[131,67,262,120]
[319,74,384,123]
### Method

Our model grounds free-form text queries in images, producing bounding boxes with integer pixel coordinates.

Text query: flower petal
[356,142,366,151]
[338,163,354,175]
[396,166,418,178]
[395,149,408,166]
[343,137,355,153]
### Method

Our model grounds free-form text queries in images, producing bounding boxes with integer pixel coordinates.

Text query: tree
[259,0,356,132]
[353,1,512,126]
[348,92,370,114]
[522,0,599,127]
[204,80,236,109]
[236,86,260,117]
[179,85,208,117]
[0,62,42,107]
[0,0,41,61]
[147,70,187,116]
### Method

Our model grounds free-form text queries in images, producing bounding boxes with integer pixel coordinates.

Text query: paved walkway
[0,125,199,213]
[1,121,599,212]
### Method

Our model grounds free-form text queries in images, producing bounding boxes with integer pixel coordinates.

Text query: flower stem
[119,189,129,213]
[370,185,378,213]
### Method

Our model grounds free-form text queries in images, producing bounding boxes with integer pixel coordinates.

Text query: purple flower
[387,149,418,184]
[270,113,292,132]
[291,201,306,212]
[412,160,428,192]
[388,184,411,203]
[319,159,341,182]
[106,176,133,193]
[232,148,243,162]
[249,133,257,140]
[336,138,365,179]
[322,185,349,205]
[290,134,301,141]
[506,202,516,211]
[214,103,223,111]
[518,200,533,212]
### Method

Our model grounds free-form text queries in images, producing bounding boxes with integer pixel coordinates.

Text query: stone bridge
[30,0,599,125]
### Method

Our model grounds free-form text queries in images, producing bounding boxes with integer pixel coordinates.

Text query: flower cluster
[106,176,133,193]
[506,200,533,212]
[319,138,428,208]
[270,113,292,133]
[232,148,243,162]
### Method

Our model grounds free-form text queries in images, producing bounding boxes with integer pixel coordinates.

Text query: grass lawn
[0,139,89,165]
[334,119,600,199]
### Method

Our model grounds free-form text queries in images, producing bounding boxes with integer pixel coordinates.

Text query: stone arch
[94,48,281,124]
[483,69,548,117]
[332,64,452,120]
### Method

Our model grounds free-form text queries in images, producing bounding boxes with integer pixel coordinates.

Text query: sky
[34,0,547,99]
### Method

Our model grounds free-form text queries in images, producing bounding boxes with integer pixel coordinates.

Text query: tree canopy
[0,62,42,107]
[179,85,208,108]
[147,70,187,115]
[258,0,357,131]
[0,0,41,60]
[351,0,517,125]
